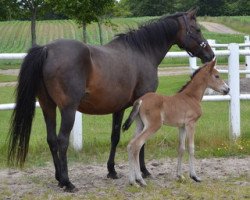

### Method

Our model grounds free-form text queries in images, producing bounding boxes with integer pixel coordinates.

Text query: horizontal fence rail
[0,36,250,149]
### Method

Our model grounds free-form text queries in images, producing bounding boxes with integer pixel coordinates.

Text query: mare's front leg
[107,110,124,179]
[186,123,201,182]
[177,127,186,181]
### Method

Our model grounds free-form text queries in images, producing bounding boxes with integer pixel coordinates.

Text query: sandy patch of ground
[0,156,249,199]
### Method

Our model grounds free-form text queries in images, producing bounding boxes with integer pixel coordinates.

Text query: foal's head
[175,8,214,63]
[203,59,230,95]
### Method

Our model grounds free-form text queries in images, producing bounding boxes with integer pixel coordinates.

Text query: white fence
[0,36,250,150]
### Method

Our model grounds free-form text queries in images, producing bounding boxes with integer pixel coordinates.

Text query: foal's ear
[208,58,216,73]
[187,7,199,18]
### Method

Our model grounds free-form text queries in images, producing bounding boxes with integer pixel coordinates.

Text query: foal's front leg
[186,124,201,182]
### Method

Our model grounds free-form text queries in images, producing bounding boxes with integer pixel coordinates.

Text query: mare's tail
[122,100,142,131]
[8,45,47,167]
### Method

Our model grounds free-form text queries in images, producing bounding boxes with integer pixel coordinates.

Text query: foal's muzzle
[223,87,230,95]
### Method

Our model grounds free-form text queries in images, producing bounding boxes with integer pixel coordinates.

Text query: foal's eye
[215,75,220,79]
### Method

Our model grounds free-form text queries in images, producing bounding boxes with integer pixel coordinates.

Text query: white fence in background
[0,36,250,150]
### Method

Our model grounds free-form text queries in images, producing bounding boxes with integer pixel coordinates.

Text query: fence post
[70,111,83,150]
[189,57,197,73]
[245,35,250,78]
[228,43,240,139]
[207,39,216,52]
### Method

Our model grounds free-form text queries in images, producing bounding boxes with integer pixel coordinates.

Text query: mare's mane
[114,12,186,53]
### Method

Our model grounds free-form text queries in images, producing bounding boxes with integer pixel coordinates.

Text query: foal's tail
[122,100,142,131]
[8,45,47,167]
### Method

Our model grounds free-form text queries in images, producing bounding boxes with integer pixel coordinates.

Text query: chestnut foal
[122,59,230,186]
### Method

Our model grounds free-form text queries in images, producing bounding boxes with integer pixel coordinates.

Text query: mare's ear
[187,7,199,18]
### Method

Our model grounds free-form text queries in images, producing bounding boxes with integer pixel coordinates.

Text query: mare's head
[203,59,230,95]
[175,8,214,63]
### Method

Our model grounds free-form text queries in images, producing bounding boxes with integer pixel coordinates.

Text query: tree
[111,0,132,17]
[127,0,176,16]
[0,0,19,20]
[16,0,50,46]
[52,0,115,43]
[197,0,226,16]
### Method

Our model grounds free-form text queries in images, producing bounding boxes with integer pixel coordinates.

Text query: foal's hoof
[136,179,147,187]
[177,175,186,183]
[190,175,202,182]
[107,171,119,179]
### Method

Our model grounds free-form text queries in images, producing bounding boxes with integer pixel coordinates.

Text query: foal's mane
[178,67,203,93]
[114,12,186,53]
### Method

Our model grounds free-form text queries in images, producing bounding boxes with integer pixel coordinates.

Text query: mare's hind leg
[107,110,124,179]
[57,106,78,192]
[38,90,61,186]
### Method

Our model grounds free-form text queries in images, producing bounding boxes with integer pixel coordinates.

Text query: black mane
[178,67,203,93]
[114,12,186,53]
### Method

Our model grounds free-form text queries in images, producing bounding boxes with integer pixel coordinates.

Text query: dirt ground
[0,156,249,199]
[199,21,242,34]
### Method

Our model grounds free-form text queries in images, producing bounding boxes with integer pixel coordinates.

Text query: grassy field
[0,16,249,199]
[0,16,249,166]
[0,16,249,69]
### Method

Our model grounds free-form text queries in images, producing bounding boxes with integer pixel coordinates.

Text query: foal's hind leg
[135,117,151,178]
[128,123,161,186]
[57,106,78,191]
[107,110,124,179]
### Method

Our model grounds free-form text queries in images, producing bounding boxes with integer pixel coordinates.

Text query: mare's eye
[215,75,220,79]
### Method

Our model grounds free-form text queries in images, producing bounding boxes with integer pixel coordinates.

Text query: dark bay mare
[8,8,214,192]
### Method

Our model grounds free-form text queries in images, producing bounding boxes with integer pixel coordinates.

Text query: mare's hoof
[58,182,64,188]
[190,175,202,182]
[64,186,79,193]
[64,183,78,193]
[142,170,151,178]
[107,172,119,179]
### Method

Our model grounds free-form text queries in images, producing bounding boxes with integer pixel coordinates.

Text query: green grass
[0,74,17,82]
[0,75,249,169]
